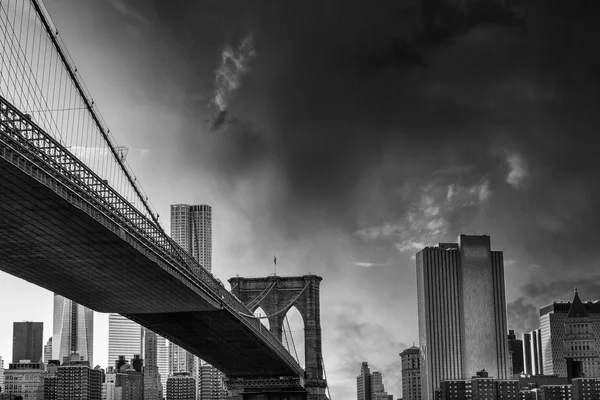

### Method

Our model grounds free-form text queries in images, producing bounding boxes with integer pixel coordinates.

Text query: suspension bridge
[0,1,328,399]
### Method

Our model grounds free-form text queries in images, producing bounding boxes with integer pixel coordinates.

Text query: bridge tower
[227,274,328,400]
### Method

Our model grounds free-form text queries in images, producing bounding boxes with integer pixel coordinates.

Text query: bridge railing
[0,95,303,376]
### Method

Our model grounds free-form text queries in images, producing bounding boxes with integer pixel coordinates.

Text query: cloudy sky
[2,0,600,399]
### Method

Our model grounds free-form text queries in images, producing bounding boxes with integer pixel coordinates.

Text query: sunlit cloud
[506,153,527,188]
[212,34,256,116]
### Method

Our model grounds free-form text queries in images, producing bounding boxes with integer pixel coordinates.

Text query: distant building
[108,314,141,369]
[142,328,162,400]
[46,355,102,400]
[43,338,52,364]
[507,331,524,376]
[166,372,196,400]
[496,380,519,399]
[115,358,144,400]
[157,336,169,393]
[0,357,4,393]
[52,295,93,364]
[400,346,421,400]
[539,289,600,377]
[198,362,225,400]
[438,379,470,400]
[3,361,45,400]
[356,362,393,400]
[538,384,571,400]
[416,235,510,399]
[357,362,372,400]
[470,370,497,400]
[41,360,59,400]
[12,322,43,364]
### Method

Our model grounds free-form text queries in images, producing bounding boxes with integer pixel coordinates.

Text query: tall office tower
[523,329,543,376]
[507,330,524,376]
[52,294,94,364]
[400,346,421,400]
[108,314,141,368]
[170,204,212,273]
[170,203,222,397]
[43,338,52,364]
[416,235,510,400]
[563,289,600,379]
[12,321,43,363]
[0,356,4,393]
[142,328,162,400]
[357,362,372,400]
[370,371,392,400]
[169,345,194,374]
[157,336,169,392]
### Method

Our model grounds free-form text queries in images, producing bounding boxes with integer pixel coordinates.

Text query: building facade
[170,203,224,399]
[357,362,372,400]
[416,235,510,399]
[53,359,102,400]
[52,294,94,364]
[12,322,43,364]
[157,336,169,393]
[571,378,600,400]
[166,372,196,400]
[539,290,600,378]
[43,338,52,364]
[0,357,4,393]
[3,361,44,400]
[108,314,141,369]
[400,346,421,400]
[142,327,162,400]
[507,331,524,376]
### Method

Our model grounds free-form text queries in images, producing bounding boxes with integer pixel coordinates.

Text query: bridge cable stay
[238,281,310,319]
[284,315,300,364]
[0,0,205,277]
[322,357,332,400]
[245,281,277,310]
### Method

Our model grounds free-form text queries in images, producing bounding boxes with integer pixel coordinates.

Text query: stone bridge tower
[228,274,328,400]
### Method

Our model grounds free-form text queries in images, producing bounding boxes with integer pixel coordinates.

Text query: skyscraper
[170,204,212,273]
[507,330,524,376]
[357,362,372,400]
[400,346,421,400]
[43,338,52,364]
[108,314,141,368]
[12,322,43,363]
[416,235,510,400]
[170,203,221,398]
[157,336,169,392]
[52,294,94,364]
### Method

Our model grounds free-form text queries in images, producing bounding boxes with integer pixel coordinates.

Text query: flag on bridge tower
[274,255,277,275]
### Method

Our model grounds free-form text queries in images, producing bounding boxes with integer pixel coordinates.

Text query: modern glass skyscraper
[157,336,169,393]
[12,321,44,364]
[52,295,93,365]
[170,204,222,399]
[108,314,141,368]
[416,235,510,400]
[170,204,212,273]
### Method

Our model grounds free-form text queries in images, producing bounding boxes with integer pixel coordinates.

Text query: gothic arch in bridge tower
[228,274,326,387]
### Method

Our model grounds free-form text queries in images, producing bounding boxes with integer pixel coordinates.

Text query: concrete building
[102,368,122,400]
[53,294,94,364]
[416,235,510,399]
[496,380,519,399]
[142,327,162,400]
[198,362,225,400]
[115,360,144,400]
[507,331,524,376]
[357,362,372,400]
[438,379,470,400]
[3,361,44,400]
[470,370,497,400]
[571,377,600,400]
[12,322,43,364]
[108,314,141,369]
[0,357,4,393]
[539,289,600,377]
[49,356,102,400]
[538,384,571,400]
[41,360,59,400]
[400,346,421,400]
[166,372,196,400]
[43,338,52,364]
[157,336,169,394]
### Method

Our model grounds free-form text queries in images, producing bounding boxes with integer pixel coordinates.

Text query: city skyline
[1,1,600,400]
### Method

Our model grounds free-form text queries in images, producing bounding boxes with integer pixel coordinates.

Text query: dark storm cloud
[506,297,540,333]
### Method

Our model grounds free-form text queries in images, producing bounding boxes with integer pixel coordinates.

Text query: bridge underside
[0,155,297,378]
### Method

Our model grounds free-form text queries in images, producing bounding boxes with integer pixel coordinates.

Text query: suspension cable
[238,282,310,319]
[285,315,300,364]
[245,281,276,310]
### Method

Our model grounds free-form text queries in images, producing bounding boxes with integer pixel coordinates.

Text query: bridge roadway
[0,96,303,379]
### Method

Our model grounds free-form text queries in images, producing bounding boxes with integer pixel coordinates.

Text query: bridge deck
[0,153,300,378]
